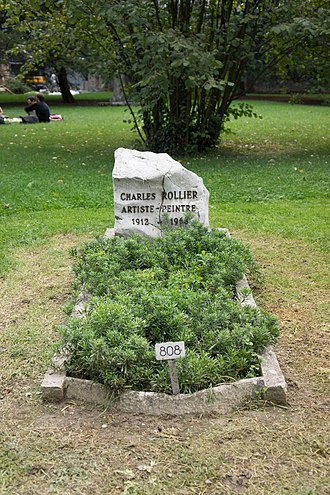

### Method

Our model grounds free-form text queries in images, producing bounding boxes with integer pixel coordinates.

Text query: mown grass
[1,101,329,275]
[0,99,329,495]
[0,105,135,273]
[0,90,113,104]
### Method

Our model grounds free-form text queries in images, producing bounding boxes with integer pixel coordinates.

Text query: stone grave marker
[113,147,209,237]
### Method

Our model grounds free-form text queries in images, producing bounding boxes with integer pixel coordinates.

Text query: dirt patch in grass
[221,139,294,156]
[0,232,329,495]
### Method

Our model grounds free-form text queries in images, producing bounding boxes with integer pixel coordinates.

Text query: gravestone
[113,148,209,238]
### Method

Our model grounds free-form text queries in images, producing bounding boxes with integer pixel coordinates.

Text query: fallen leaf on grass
[114,469,135,480]
[136,460,156,473]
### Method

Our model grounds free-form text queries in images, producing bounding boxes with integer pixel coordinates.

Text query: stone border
[42,229,287,415]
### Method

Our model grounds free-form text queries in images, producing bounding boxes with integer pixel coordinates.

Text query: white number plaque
[155,341,185,361]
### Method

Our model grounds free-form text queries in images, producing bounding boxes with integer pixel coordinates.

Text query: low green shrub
[4,77,31,94]
[59,220,279,394]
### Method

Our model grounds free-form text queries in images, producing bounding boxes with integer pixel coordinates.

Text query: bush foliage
[59,221,279,394]
[4,77,31,94]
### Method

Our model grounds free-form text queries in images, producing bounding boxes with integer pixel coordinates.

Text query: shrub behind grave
[59,221,279,394]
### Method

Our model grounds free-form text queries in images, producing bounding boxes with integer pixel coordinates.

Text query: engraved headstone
[113,148,209,237]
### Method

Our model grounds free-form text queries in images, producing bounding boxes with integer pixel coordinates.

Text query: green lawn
[1,99,329,495]
[0,90,113,104]
[1,101,329,274]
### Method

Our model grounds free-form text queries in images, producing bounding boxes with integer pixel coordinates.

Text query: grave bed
[41,229,287,416]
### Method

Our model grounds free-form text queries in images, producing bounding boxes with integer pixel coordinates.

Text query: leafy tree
[3,1,328,151]
[66,0,260,152]
[265,1,330,92]
[64,0,329,154]
[0,9,20,73]
[2,0,90,103]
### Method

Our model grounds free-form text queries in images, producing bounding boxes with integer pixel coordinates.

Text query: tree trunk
[57,67,74,104]
[111,76,126,105]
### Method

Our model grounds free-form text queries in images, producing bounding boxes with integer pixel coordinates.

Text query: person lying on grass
[0,106,8,124]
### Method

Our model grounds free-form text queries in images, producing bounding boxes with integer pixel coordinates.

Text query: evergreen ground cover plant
[60,220,279,394]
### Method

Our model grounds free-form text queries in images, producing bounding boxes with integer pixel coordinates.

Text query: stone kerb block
[113,148,209,238]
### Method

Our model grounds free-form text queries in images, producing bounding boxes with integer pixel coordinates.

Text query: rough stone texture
[261,346,288,406]
[236,277,287,405]
[104,228,115,239]
[71,290,91,318]
[113,148,209,238]
[41,369,66,402]
[117,378,263,416]
[236,275,287,405]
[51,354,66,369]
[65,377,110,405]
[236,274,257,308]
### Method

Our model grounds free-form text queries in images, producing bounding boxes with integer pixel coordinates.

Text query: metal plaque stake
[168,359,180,395]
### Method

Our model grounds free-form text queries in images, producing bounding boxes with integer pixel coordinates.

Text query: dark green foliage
[4,77,30,94]
[60,221,279,393]
[60,0,329,154]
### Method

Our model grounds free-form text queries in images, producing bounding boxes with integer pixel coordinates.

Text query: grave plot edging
[41,228,287,415]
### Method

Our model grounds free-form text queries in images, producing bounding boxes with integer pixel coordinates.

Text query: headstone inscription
[113,148,210,237]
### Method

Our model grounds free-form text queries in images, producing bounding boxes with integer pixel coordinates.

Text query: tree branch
[152,0,163,31]
[119,73,146,145]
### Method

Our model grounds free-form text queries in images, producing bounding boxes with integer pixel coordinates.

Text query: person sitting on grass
[20,96,39,124]
[1,100,61,125]
[24,93,51,123]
